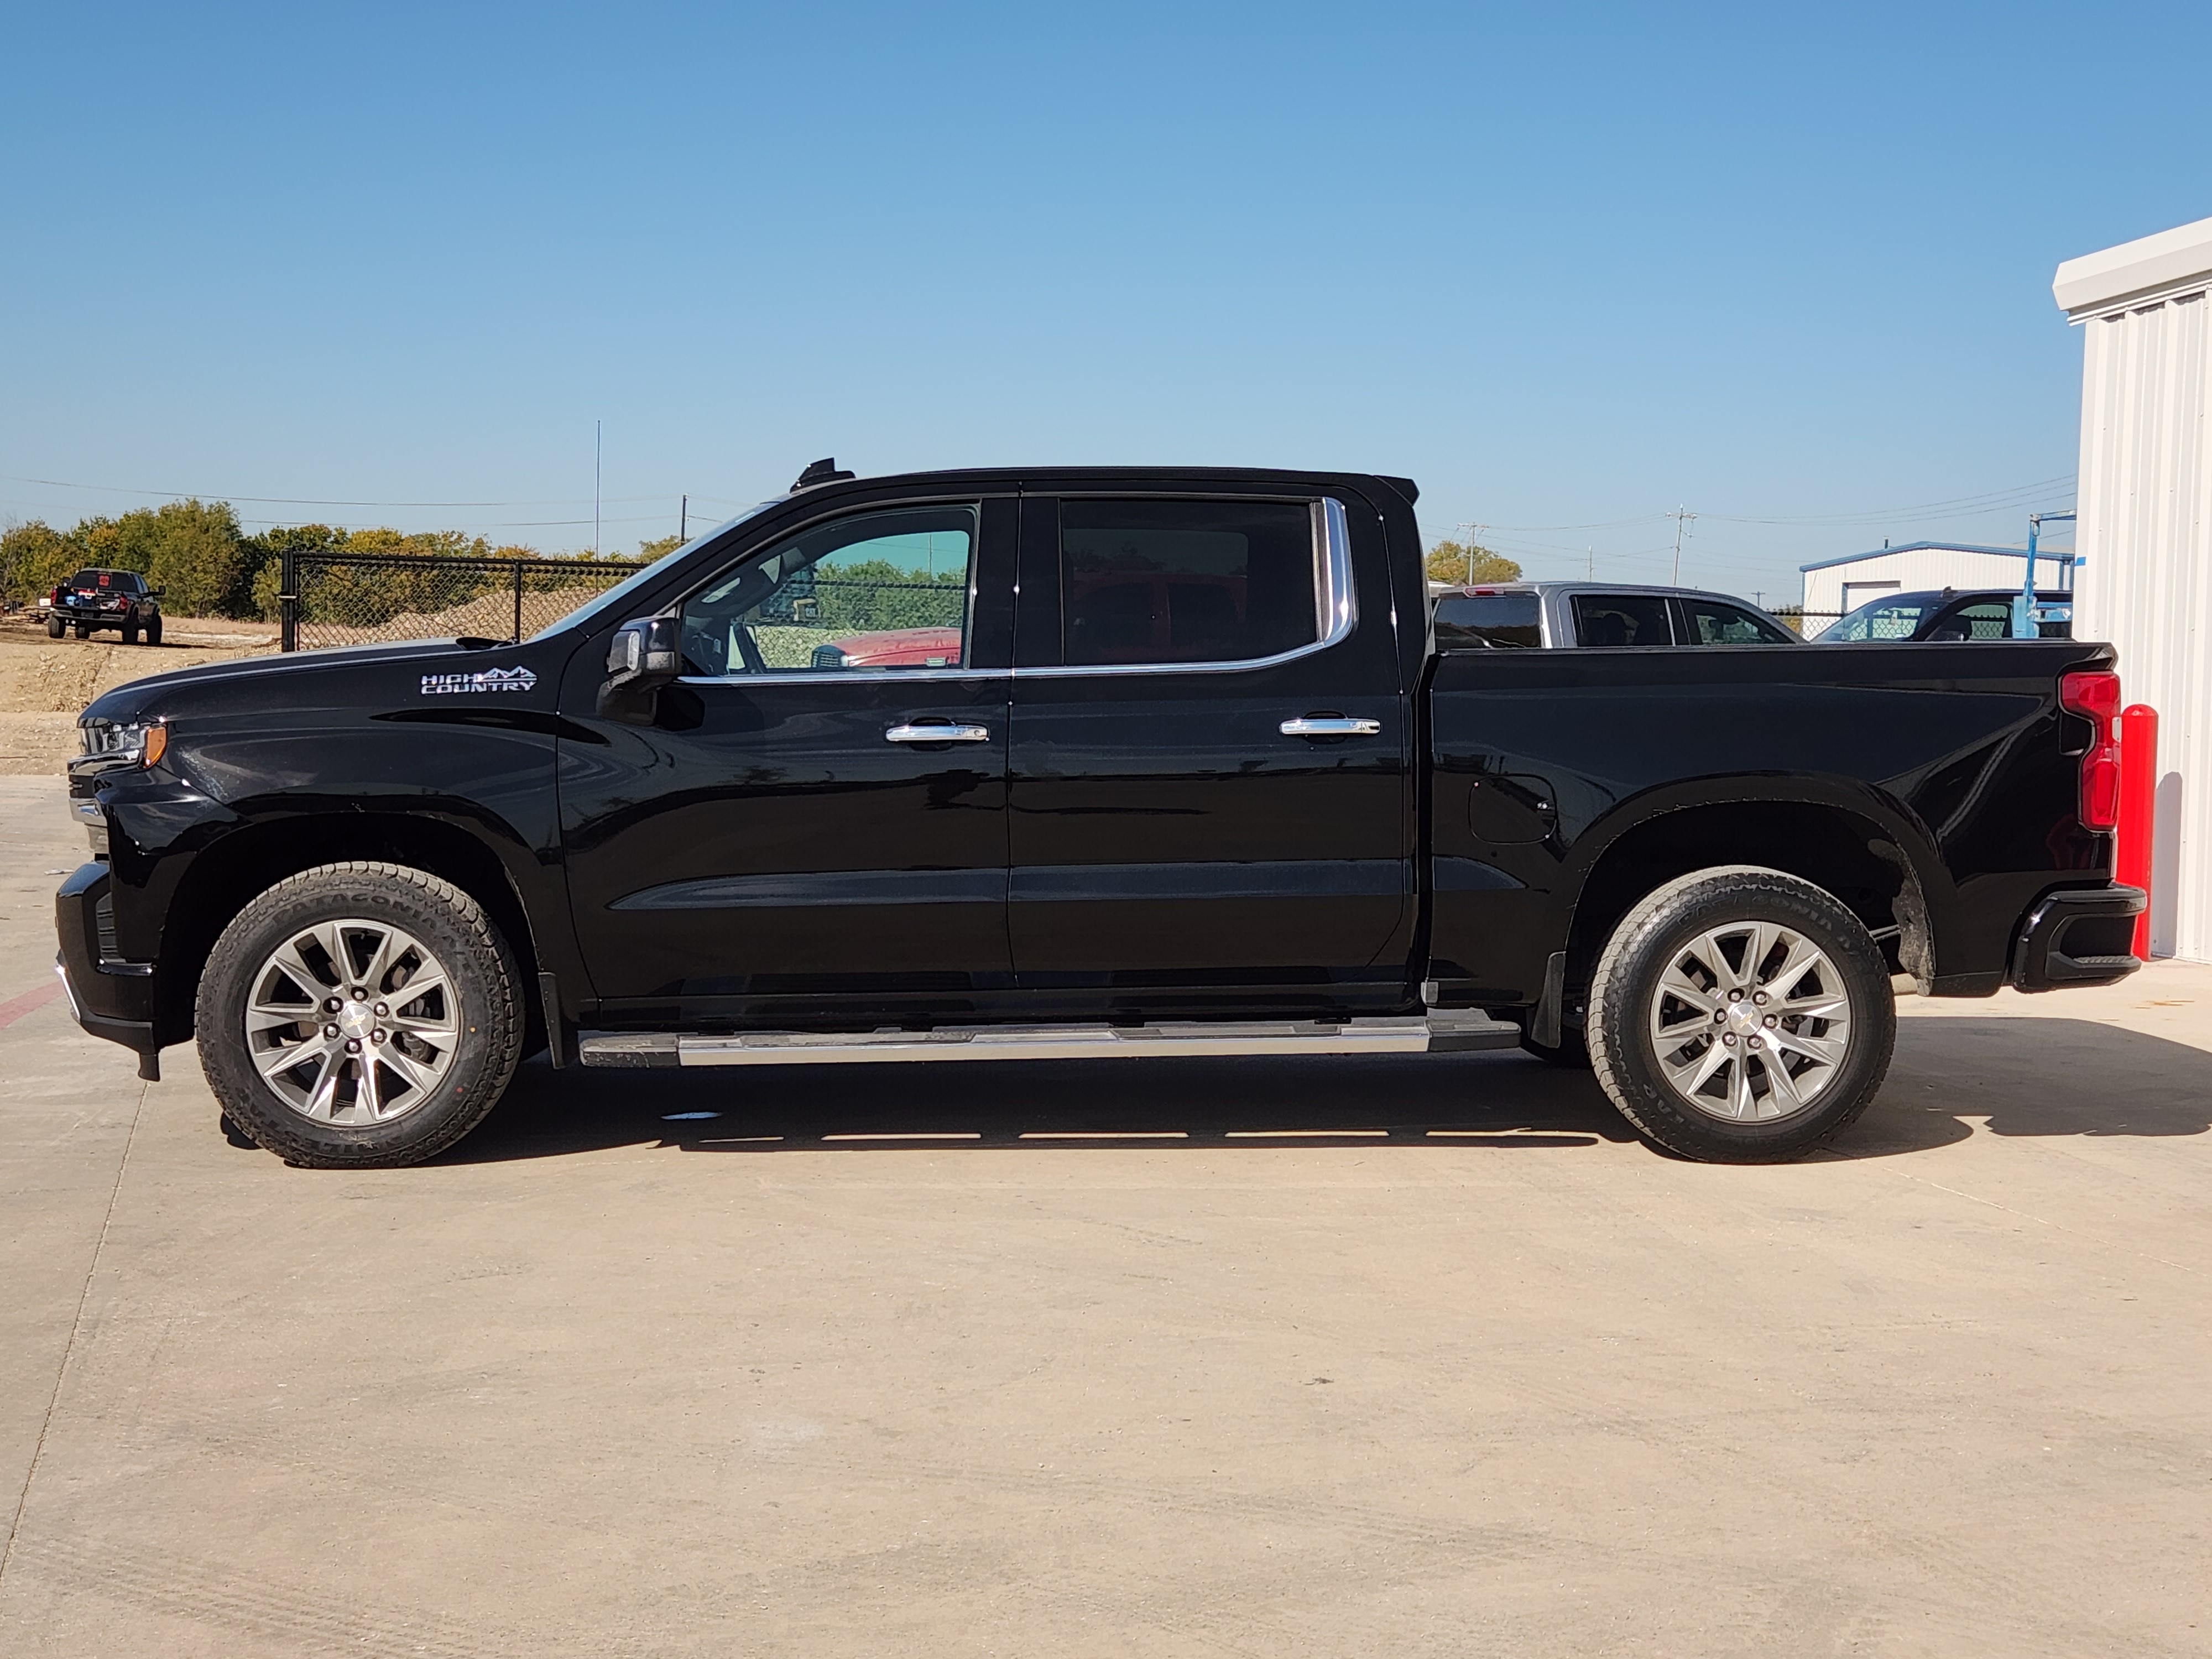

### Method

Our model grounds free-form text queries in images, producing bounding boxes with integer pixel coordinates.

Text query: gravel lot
[2,773,2207,1657]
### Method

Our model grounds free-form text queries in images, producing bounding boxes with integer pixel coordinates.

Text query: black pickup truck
[58,464,2144,1168]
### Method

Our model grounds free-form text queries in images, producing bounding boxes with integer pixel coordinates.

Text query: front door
[1005,491,1414,1014]
[561,497,1016,1021]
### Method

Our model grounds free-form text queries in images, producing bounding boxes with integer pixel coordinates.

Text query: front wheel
[145,615,161,645]
[1586,867,1895,1163]
[197,862,524,1167]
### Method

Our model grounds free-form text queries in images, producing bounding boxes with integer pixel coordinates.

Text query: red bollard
[2117,703,2158,959]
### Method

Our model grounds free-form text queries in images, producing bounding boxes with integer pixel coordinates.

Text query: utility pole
[1667,506,1695,586]
[680,494,687,542]
[1456,523,1483,585]
[594,420,602,555]
[1586,545,1594,580]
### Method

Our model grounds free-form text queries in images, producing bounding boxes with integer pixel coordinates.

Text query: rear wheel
[1586,866,1894,1162]
[145,615,161,645]
[73,622,91,640]
[122,618,139,645]
[46,613,64,638]
[197,862,524,1168]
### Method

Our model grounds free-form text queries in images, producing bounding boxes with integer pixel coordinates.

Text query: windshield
[528,500,784,641]
[1814,593,1942,642]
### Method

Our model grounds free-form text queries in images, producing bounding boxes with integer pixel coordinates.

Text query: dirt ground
[0,613,276,774]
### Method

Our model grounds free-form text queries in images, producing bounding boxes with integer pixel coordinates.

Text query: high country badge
[420,666,539,696]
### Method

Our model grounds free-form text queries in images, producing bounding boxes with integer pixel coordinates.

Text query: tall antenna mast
[594,420,602,554]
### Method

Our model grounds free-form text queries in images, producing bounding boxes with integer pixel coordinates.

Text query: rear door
[1005,488,1414,1008]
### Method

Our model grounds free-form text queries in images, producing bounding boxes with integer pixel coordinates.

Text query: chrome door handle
[885,722,992,743]
[1280,716,1382,737]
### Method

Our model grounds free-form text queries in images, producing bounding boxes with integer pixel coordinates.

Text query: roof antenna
[791,457,856,492]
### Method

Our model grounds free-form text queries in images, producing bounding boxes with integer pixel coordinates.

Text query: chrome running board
[578,1013,1518,1070]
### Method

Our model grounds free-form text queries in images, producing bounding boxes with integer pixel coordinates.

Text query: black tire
[1586,865,1895,1163]
[46,613,65,638]
[73,622,91,640]
[145,615,161,645]
[196,862,524,1168]
[122,618,139,645]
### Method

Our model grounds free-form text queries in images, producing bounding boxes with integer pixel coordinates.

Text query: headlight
[79,719,168,768]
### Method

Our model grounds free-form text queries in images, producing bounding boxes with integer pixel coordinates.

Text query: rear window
[1434,591,1541,649]
[67,569,142,593]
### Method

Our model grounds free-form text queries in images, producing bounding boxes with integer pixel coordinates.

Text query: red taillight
[2060,671,2123,830]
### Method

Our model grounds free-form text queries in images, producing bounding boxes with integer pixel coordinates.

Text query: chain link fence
[280,551,648,652]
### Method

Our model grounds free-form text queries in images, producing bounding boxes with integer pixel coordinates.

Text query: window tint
[1679,597,1793,645]
[1814,594,1937,642]
[1434,591,1541,649]
[1571,592,1672,648]
[69,568,138,592]
[679,505,976,676]
[1926,601,2013,641]
[1058,499,1318,667]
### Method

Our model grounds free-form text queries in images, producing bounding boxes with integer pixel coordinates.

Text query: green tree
[72,499,248,616]
[1425,539,1521,586]
[1,520,79,608]
[636,534,685,562]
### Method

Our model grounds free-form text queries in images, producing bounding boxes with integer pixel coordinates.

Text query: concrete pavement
[2,773,2206,1657]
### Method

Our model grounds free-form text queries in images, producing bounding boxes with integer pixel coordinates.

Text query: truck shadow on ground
[445,1016,2210,1165]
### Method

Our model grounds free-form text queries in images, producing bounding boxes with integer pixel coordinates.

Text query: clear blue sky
[5,2,2208,602]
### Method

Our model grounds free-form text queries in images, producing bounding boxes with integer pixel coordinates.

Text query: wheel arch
[156,811,545,1048]
[1554,782,1944,1027]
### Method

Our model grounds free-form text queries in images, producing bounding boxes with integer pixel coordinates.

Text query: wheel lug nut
[1753,992,1768,1005]
[1713,1009,1726,1023]
[371,1029,387,1044]
[324,998,341,1013]
[351,988,366,1000]
[344,1038,361,1054]
[1747,1035,1762,1048]
[322,1023,339,1039]
[374,1003,388,1018]
[1722,1033,1736,1046]
[1764,1014,1777,1027]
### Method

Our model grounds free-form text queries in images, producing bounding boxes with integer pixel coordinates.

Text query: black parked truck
[58,464,2144,1168]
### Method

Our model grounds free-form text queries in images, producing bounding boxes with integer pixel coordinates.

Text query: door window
[1678,597,1794,645]
[679,505,977,676]
[1434,590,1541,648]
[1571,592,1673,647]
[1057,499,1319,667]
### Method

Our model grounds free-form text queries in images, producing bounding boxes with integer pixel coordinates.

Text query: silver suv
[1432,582,1799,649]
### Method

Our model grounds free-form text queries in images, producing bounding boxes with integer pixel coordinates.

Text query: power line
[0,472,671,509]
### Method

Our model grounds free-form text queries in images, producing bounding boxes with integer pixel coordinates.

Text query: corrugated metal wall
[2074,290,2211,960]
[1801,549,2041,620]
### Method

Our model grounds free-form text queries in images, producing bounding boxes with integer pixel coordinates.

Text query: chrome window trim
[675,668,1011,687]
[1014,495,1355,681]
[672,495,994,686]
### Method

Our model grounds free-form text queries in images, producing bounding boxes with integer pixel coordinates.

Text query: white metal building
[1798,542,2068,627]
[2056,212,2212,962]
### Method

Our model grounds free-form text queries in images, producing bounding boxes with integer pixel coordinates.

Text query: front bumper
[2008,884,2146,992]
[55,863,163,1076]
